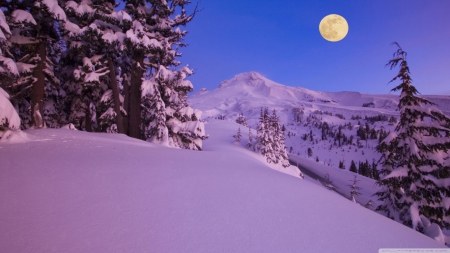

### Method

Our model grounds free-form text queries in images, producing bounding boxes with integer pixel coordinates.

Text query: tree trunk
[123,73,130,135]
[128,55,144,139]
[85,105,92,132]
[30,41,46,128]
[107,57,124,134]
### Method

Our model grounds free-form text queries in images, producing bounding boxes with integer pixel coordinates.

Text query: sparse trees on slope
[375,42,450,231]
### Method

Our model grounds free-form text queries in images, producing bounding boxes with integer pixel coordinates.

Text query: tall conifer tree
[376,42,450,231]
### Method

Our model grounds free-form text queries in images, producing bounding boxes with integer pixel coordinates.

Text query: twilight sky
[179,0,450,95]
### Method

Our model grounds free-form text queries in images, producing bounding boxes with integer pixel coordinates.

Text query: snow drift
[0,120,445,252]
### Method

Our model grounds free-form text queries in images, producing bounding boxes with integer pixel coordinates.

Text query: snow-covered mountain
[190,71,450,172]
[190,71,450,121]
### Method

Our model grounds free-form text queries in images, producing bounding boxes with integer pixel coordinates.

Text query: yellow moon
[319,14,348,42]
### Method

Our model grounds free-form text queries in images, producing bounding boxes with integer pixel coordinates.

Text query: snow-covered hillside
[190,72,450,174]
[0,121,446,252]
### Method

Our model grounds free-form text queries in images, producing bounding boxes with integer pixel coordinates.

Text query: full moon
[319,14,348,42]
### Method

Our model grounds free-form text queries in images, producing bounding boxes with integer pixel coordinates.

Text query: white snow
[102,31,126,44]
[11,10,37,25]
[108,11,132,24]
[0,87,21,133]
[16,62,35,73]
[0,120,446,252]
[38,0,67,21]
[0,9,11,38]
[0,55,19,75]
[65,1,95,15]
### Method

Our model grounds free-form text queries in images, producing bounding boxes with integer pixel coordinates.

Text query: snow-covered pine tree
[65,55,111,132]
[348,175,361,203]
[64,0,131,133]
[142,65,206,149]
[233,127,241,142]
[236,113,248,127]
[0,9,21,134]
[277,114,290,167]
[268,109,290,167]
[0,8,18,87]
[375,42,450,231]
[4,0,66,129]
[256,107,274,163]
[62,0,129,133]
[247,127,253,149]
[122,0,205,149]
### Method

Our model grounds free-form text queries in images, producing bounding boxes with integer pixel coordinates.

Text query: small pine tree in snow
[348,175,361,203]
[247,127,253,149]
[339,160,345,170]
[236,113,248,127]
[307,147,313,157]
[323,171,334,190]
[349,160,357,173]
[365,200,374,209]
[375,42,450,231]
[233,127,242,142]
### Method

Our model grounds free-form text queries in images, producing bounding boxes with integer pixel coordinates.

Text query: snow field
[0,120,445,252]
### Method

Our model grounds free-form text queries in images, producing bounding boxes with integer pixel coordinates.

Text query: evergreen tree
[307,147,313,157]
[247,127,253,149]
[256,107,273,163]
[123,0,199,142]
[348,175,361,202]
[4,0,67,129]
[372,159,380,181]
[376,42,450,231]
[236,113,248,127]
[63,0,128,133]
[0,8,18,86]
[339,160,345,170]
[269,109,290,167]
[233,127,241,142]
[349,160,357,173]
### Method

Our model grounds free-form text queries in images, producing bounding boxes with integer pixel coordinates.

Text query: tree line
[0,0,207,150]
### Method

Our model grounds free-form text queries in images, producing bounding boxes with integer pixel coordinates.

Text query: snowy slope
[0,121,446,253]
[189,71,450,173]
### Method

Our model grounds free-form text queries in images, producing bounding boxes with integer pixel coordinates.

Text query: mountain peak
[218,71,270,88]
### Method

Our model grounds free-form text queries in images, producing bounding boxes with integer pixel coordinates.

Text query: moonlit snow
[1,72,449,252]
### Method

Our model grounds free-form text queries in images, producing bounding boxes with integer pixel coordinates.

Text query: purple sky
[179,0,450,95]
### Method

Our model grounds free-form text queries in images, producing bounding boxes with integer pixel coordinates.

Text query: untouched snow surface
[0,120,445,253]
